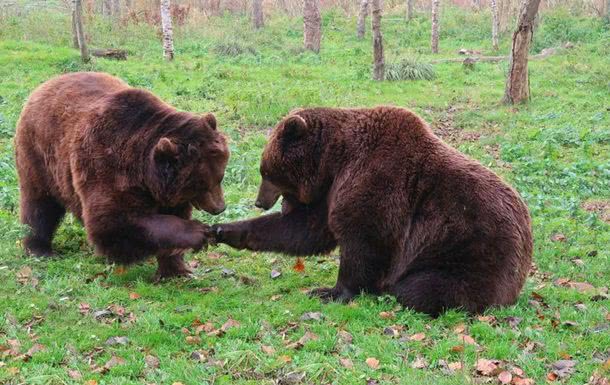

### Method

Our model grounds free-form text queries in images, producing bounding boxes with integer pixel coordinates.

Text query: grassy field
[0,5,609,385]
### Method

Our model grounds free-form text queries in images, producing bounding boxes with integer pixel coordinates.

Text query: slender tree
[357,0,368,39]
[102,0,111,16]
[303,0,321,53]
[371,0,384,81]
[72,0,90,63]
[503,0,541,104]
[112,0,121,19]
[491,0,499,50]
[71,12,79,48]
[252,0,264,29]
[160,0,175,60]
[430,0,440,53]
[406,0,414,20]
[607,0,610,18]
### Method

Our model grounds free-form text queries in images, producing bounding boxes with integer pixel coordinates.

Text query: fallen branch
[90,48,128,60]
[431,47,564,64]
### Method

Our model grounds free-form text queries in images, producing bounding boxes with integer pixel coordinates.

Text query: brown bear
[15,72,229,279]
[213,107,533,316]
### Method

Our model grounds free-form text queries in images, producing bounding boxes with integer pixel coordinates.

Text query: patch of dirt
[431,105,484,145]
[582,200,610,223]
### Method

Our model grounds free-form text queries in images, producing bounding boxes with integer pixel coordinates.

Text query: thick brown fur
[15,72,229,279]
[214,107,532,316]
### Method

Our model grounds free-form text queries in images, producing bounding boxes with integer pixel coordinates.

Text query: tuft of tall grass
[385,58,436,81]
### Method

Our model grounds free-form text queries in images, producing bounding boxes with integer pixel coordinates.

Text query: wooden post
[503,0,541,104]
[371,0,384,81]
[406,0,414,20]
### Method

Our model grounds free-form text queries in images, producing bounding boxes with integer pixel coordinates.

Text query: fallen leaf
[278,372,305,384]
[270,269,282,279]
[513,377,535,385]
[457,334,477,345]
[21,343,45,361]
[172,383,185,385]
[475,358,501,376]
[114,266,127,275]
[145,355,160,369]
[409,332,426,341]
[271,294,282,301]
[551,359,577,378]
[287,331,319,349]
[365,357,380,369]
[453,323,466,333]
[67,369,82,379]
[84,380,98,385]
[383,326,400,337]
[105,336,129,346]
[293,258,305,272]
[477,315,497,325]
[340,357,354,369]
[261,345,275,355]
[547,372,559,381]
[551,233,566,242]
[379,311,395,320]
[79,303,91,315]
[337,330,353,344]
[278,355,292,363]
[128,292,140,300]
[448,362,463,371]
[185,336,201,344]
[239,275,257,285]
[300,312,323,321]
[587,372,609,385]
[190,350,208,361]
[450,345,464,353]
[498,370,512,384]
[221,318,240,332]
[506,316,523,328]
[411,356,428,369]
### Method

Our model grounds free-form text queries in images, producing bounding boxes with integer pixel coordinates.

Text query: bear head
[148,113,229,214]
[256,113,324,211]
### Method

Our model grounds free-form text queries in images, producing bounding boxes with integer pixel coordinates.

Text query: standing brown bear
[15,72,229,279]
[213,107,532,316]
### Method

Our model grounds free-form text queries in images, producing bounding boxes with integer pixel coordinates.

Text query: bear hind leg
[21,194,66,256]
[154,250,192,281]
[392,270,489,317]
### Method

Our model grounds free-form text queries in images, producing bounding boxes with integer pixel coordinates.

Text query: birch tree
[72,0,90,63]
[303,0,321,53]
[491,0,499,50]
[503,0,541,104]
[371,0,384,81]
[160,0,174,60]
[431,0,440,53]
[357,0,368,39]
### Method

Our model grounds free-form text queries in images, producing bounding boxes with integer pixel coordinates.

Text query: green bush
[385,58,436,81]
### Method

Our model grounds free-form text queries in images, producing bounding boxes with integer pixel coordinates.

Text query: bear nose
[210,204,226,215]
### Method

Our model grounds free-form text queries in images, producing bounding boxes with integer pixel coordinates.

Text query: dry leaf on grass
[365,357,380,369]
[286,331,318,349]
[498,370,512,384]
[379,311,395,319]
[411,356,428,369]
[261,345,275,355]
[340,357,354,369]
[293,258,305,272]
[409,332,426,341]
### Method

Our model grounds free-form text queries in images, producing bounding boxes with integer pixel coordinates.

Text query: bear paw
[308,286,356,303]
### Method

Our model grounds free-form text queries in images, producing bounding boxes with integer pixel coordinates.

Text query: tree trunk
[160,0,174,60]
[71,10,79,48]
[406,0,414,20]
[371,0,384,81]
[252,0,264,29]
[303,0,321,53]
[112,0,120,19]
[491,0,499,50]
[125,0,132,10]
[357,0,368,39]
[102,0,111,16]
[503,0,541,104]
[73,0,90,63]
[431,0,440,53]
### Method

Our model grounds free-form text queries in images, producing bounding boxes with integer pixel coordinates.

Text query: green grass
[0,5,609,385]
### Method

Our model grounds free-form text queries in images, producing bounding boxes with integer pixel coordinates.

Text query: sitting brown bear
[213,107,532,316]
[15,72,229,279]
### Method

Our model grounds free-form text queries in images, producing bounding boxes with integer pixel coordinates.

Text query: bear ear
[202,113,217,131]
[281,115,308,144]
[153,137,178,161]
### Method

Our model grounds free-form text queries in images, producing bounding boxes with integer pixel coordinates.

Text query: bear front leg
[309,239,390,303]
[154,249,192,281]
[135,215,210,251]
[212,203,337,256]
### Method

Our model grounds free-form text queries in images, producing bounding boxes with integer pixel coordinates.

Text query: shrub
[385,59,436,81]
